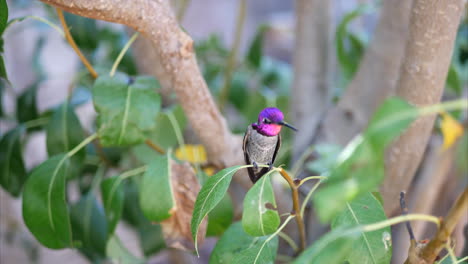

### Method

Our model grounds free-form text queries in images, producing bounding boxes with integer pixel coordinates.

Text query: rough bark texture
[382,0,464,215]
[291,0,331,160]
[40,0,243,169]
[320,0,413,145]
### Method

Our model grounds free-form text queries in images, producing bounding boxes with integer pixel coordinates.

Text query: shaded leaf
[46,102,86,177]
[0,55,6,81]
[306,143,342,175]
[331,192,391,264]
[446,63,461,95]
[63,12,98,52]
[210,222,278,264]
[294,227,359,264]
[0,126,27,196]
[22,154,72,249]
[207,193,234,236]
[191,165,245,253]
[314,97,416,222]
[106,235,145,264]
[93,73,161,146]
[242,171,280,236]
[140,152,174,222]
[70,192,108,260]
[0,0,7,36]
[138,222,165,257]
[160,161,205,250]
[16,83,39,124]
[101,176,124,235]
[247,25,268,69]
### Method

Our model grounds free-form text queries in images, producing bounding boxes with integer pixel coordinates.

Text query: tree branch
[382,0,465,215]
[41,0,243,168]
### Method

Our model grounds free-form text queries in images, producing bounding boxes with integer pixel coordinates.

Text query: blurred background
[0,0,467,263]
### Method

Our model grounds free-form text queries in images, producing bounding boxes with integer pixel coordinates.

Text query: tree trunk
[320,0,413,145]
[382,0,465,215]
[291,0,331,161]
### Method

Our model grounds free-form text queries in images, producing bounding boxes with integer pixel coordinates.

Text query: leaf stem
[278,168,306,252]
[278,231,299,252]
[291,145,315,177]
[67,133,98,158]
[362,214,440,233]
[23,117,50,129]
[300,179,323,216]
[218,0,246,112]
[297,176,327,187]
[120,165,148,180]
[56,8,98,79]
[110,32,139,77]
[145,139,166,154]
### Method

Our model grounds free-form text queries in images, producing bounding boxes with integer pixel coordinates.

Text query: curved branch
[41,0,242,168]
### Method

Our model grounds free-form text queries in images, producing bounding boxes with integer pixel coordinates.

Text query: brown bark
[382,0,465,215]
[40,0,243,169]
[291,0,331,160]
[320,0,413,145]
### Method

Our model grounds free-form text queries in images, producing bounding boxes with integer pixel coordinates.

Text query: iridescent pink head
[252,107,297,136]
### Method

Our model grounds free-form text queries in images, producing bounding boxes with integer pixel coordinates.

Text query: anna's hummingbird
[243,107,297,183]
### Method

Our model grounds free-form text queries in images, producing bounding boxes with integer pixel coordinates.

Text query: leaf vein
[346,202,377,264]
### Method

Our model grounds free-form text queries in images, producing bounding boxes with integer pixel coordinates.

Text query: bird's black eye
[263,118,271,124]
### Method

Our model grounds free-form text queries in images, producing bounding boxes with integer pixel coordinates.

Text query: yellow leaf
[175,144,207,164]
[440,112,464,150]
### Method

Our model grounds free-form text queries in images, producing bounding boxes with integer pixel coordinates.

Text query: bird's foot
[253,161,259,170]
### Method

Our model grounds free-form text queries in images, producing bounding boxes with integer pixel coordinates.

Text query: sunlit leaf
[242,171,280,236]
[93,73,161,146]
[294,227,359,264]
[101,176,124,235]
[331,192,391,264]
[210,222,278,264]
[0,126,27,196]
[22,154,72,249]
[314,97,416,222]
[191,165,245,254]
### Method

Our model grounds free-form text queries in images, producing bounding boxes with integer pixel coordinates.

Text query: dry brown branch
[291,0,331,160]
[40,0,243,169]
[382,0,465,215]
[320,0,413,145]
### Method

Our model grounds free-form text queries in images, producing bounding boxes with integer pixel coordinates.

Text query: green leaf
[106,235,145,264]
[446,63,462,95]
[306,143,342,175]
[0,55,6,81]
[331,192,391,264]
[138,222,165,257]
[101,176,124,235]
[207,193,234,236]
[63,13,98,52]
[22,154,72,249]
[0,0,7,35]
[16,83,39,124]
[336,6,368,83]
[139,152,174,221]
[294,227,359,264]
[191,165,245,253]
[0,127,27,196]
[93,73,161,146]
[247,25,268,69]
[210,222,278,264]
[46,102,86,177]
[70,192,108,260]
[242,171,280,236]
[313,97,416,222]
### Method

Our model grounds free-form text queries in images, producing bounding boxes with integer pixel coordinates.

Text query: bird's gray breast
[246,126,278,167]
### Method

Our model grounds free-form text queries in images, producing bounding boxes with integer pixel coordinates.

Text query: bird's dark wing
[271,133,281,165]
[243,128,257,182]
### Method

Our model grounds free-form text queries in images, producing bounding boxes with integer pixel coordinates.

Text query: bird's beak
[278,121,298,132]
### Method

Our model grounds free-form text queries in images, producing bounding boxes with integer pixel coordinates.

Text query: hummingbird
[243,107,298,183]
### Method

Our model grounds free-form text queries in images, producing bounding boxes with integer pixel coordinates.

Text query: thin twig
[419,187,468,262]
[218,0,247,112]
[110,32,139,77]
[56,8,98,79]
[400,191,416,241]
[145,139,166,154]
[278,168,306,252]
